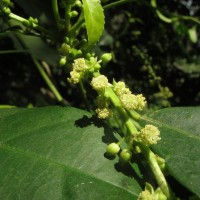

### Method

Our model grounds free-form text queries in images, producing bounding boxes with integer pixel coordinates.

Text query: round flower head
[120,93,138,110]
[73,58,88,72]
[139,125,161,146]
[114,81,131,96]
[96,107,112,119]
[136,94,147,110]
[91,75,109,91]
[68,71,81,84]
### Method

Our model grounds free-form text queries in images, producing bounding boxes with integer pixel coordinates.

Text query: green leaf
[0,106,142,199]
[140,107,200,197]
[82,0,105,45]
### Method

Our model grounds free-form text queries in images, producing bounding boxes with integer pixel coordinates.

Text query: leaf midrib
[0,143,137,196]
[141,116,200,141]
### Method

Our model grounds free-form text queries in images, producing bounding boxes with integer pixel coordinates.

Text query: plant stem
[68,12,84,37]
[139,143,176,200]
[79,80,91,111]
[0,50,28,54]
[105,87,138,135]
[51,0,62,29]
[9,13,55,39]
[104,85,174,199]
[65,3,71,31]
[128,110,141,121]
[103,0,138,9]
[31,57,63,102]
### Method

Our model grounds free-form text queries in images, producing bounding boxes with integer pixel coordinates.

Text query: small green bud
[69,48,82,57]
[75,0,82,7]
[94,63,101,70]
[69,11,78,18]
[154,188,167,200]
[58,44,71,55]
[22,20,30,27]
[3,7,11,15]
[64,37,70,43]
[120,149,132,162]
[155,155,166,172]
[106,143,120,155]
[101,53,112,64]
[59,57,67,66]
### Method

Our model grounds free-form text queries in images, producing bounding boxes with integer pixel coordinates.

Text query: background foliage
[0,0,200,109]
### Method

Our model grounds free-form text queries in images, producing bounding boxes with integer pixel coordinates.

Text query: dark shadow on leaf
[104,152,116,160]
[114,158,145,188]
[75,114,117,143]
[75,114,144,188]
[75,115,104,128]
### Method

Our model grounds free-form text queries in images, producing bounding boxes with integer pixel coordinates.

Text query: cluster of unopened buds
[137,183,167,200]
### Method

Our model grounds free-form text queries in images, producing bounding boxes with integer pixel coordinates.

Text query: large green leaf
[140,107,200,197]
[0,106,142,199]
[82,0,105,45]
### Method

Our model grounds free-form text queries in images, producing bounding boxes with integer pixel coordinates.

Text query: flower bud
[154,188,167,200]
[106,143,120,155]
[69,11,78,18]
[101,53,112,64]
[3,7,11,15]
[120,149,132,162]
[59,57,66,66]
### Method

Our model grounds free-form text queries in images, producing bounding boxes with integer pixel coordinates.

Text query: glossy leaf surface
[82,0,105,44]
[0,106,142,199]
[140,107,200,197]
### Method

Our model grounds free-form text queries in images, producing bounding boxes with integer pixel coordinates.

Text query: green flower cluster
[136,125,161,146]
[114,81,146,110]
[68,58,88,84]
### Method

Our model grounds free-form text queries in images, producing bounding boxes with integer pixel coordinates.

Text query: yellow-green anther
[68,71,81,84]
[120,93,138,110]
[113,81,131,96]
[136,94,146,110]
[91,75,109,91]
[139,125,161,146]
[96,107,112,119]
[73,58,88,72]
